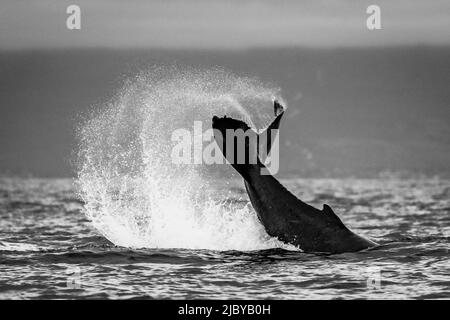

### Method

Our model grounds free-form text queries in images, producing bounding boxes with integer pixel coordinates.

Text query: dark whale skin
[212,101,378,254]
[243,169,377,253]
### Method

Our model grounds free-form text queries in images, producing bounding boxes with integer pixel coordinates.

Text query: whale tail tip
[211,115,250,133]
[274,100,284,116]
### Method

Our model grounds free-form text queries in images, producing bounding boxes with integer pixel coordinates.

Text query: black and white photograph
[0,0,449,305]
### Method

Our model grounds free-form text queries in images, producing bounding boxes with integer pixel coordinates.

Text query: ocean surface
[0,177,448,299]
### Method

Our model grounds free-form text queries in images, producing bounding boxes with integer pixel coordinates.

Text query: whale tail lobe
[212,100,285,180]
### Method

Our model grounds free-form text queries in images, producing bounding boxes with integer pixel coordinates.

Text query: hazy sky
[1,0,449,49]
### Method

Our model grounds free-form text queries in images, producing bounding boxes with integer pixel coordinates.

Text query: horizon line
[2,44,450,54]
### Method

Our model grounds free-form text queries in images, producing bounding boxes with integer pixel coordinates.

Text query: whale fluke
[212,100,378,253]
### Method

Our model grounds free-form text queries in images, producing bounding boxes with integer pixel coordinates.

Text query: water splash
[76,66,292,250]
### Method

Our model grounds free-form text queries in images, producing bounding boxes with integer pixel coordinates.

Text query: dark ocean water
[0,177,448,299]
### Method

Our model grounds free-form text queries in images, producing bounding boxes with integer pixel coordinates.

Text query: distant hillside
[0,47,449,177]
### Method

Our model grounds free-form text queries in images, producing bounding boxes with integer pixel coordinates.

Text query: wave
[0,241,41,252]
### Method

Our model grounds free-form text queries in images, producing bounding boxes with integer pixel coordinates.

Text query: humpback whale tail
[212,100,378,253]
[211,100,284,179]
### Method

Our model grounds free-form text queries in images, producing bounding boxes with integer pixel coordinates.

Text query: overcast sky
[0,0,449,49]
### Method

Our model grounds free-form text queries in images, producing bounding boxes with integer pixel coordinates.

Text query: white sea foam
[0,241,41,252]
[76,66,294,250]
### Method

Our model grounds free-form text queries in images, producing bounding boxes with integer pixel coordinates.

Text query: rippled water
[0,177,448,299]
